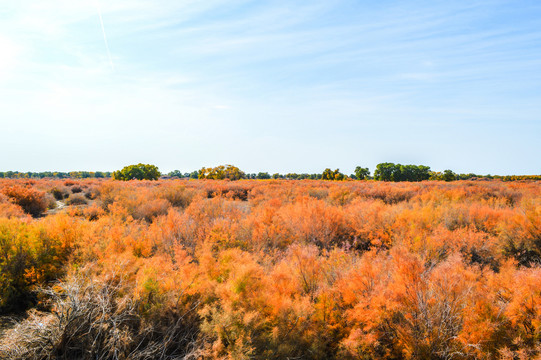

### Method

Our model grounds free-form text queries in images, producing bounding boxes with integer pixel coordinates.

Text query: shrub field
[0,178,540,359]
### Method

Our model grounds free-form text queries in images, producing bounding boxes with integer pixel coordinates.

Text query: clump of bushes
[84,190,95,200]
[71,185,83,194]
[0,194,26,218]
[204,183,253,201]
[49,187,68,200]
[159,184,197,208]
[0,218,68,313]
[66,194,88,206]
[133,198,171,222]
[44,193,57,211]
[82,204,106,221]
[1,185,48,217]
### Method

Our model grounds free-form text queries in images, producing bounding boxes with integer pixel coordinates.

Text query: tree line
[0,171,111,179]
[1,164,539,181]
[169,163,541,182]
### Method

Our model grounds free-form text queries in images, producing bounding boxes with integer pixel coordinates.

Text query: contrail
[96,0,114,70]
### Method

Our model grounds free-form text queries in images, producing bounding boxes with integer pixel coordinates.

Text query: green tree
[257,172,271,179]
[375,163,430,182]
[354,166,370,180]
[443,169,457,182]
[168,170,184,178]
[413,165,431,181]
[112,163,161,181]
[286,173,300,180]
[374,163,395,181]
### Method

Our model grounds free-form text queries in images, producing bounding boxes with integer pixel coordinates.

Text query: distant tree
[112,163,160,181]
[354,166,370,180]
[335,172,345,181]
[257,172,271,179]
[286,173,300,180]
[443,169,457,182]
[429,171,442,180]
[321,168,333,180]
[374,163,395,181]
[375,163,431,182]
[198,165,246,180]
[322,168,345,181]
[168,170,184,178]
[413,165,431,181]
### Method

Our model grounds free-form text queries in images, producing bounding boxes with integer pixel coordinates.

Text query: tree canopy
[354,166,370,180]
[198,165,246,180]
[374,163,431,182]
[321,168,346,181]
[112,164,161,181]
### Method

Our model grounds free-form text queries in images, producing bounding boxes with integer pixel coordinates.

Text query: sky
[0,0,540,175]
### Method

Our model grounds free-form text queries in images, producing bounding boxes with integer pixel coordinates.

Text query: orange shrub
[0,194,27,218]
[1,185,48,217]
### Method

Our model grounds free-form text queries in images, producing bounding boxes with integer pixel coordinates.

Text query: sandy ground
[45,200,66,215]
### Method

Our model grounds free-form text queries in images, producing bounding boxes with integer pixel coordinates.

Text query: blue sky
[1,0,540,175]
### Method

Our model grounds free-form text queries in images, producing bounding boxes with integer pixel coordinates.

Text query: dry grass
[0,270,203,360]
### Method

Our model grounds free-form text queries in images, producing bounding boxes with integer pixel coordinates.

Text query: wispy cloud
[0,0,540,174]
[95,0,114,70]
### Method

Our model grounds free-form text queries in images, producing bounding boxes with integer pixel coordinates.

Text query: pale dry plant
[0,270,203,360]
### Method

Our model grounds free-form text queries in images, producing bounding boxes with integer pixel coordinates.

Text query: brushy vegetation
[0,178,540,359]
[1,184,49,217]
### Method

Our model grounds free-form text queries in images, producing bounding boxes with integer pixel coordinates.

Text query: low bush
[1,185,48,217]
[158,183,197,208]
[71,185,83,193]
[49,187,68,200]
[0,194,26,218]
[0,219,68,313]
[66,194,88,206]
[133,198,171,222]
